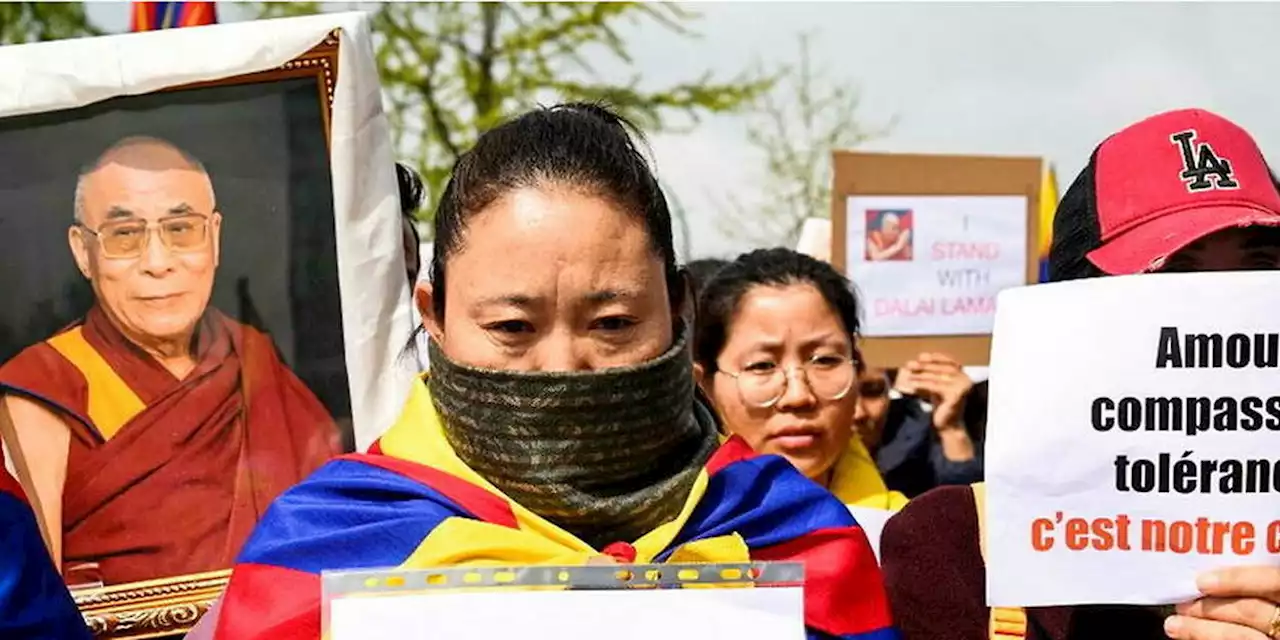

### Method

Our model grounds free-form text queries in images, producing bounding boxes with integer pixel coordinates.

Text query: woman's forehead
[724,285,848,348]
[452,188,655,263]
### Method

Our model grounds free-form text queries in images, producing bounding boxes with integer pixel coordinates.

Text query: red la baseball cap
[1080,108,1280,274]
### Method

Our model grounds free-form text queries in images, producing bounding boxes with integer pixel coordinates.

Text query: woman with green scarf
[206,103,899,640]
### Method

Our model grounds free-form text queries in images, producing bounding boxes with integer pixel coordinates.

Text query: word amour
[1155,327,1280,369]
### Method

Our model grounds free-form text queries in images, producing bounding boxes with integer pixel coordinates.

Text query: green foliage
[258,2,770,229]
[718,32,892,248]
[0,2,100,45]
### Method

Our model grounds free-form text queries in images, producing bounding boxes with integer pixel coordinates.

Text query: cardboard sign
[829,151,1041,368]
[845,196,1027,337]
[985,271,1280,606]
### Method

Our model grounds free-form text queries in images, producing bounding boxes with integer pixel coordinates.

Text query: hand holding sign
[1168,566,1280,639]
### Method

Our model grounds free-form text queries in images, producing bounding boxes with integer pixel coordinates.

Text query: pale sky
[85,1,1280,260]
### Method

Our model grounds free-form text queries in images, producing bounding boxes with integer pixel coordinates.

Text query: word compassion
[1090,327,1280,495]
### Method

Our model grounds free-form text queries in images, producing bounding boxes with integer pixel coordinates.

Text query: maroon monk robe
[0,305,340,586]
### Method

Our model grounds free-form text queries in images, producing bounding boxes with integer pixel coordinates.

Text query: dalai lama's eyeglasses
[78,214,212,260]
[716,354,857,408]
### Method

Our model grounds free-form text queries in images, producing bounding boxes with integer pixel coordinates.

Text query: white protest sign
[329,586,805,639]
[985,271,1280,606]
[323,564,805,640]
[844,196,1027,337]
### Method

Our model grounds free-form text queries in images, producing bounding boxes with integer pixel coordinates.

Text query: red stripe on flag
[337,453,519,528]
[214,563,321,640]
[179,2,217,27]
[753,526,895,637]
[130,3,157,32]
[705,435,756,475]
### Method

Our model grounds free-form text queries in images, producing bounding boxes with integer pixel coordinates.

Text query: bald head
[74,136,215,224]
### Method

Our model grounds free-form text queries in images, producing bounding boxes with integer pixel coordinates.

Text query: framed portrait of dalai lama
[0,13,411,639]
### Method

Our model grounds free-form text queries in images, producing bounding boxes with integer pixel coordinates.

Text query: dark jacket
[875,395,984,498]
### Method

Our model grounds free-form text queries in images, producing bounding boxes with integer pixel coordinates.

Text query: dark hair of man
[693,247,862,374]
[427,102,682,319]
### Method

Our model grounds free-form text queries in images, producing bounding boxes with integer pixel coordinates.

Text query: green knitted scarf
[426,326,718,549]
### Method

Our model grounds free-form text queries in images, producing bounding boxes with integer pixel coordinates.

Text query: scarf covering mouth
[426,325,719,548]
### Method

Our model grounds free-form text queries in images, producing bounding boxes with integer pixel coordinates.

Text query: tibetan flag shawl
[213,381,898,640]
[0,464,92,638]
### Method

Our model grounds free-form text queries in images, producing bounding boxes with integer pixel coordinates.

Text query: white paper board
[985,271,1280,606]
[328,587,806,640]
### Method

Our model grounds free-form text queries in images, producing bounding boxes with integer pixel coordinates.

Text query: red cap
[1087,109,1280,274]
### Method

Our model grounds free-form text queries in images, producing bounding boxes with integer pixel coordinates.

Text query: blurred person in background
[857,354,984,499]
[397,162,430,372]
[686,257,729,297]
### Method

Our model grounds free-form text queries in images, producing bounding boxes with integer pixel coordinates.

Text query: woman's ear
[670,267,694,328]
[693,362,710,394]
[415,281,442,343]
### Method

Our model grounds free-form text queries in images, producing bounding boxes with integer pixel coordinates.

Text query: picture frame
[60,37,337,640]
[0,13,412,638]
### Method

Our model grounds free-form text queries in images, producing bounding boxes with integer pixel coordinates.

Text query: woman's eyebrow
[474,294,537,309]
[581,289,641,306]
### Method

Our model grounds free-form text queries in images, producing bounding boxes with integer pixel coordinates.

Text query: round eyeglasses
[716,354,857,408]
[77,214,212,260]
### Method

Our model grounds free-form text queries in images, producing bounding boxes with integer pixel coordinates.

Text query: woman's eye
[592,316,637,332]
[485,320,534,335]
[812,354,846,367]
[743,361,776,374]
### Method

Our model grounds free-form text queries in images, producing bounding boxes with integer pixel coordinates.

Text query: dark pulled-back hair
[397,161,424,243]
[694,247,862,373]
[428,102,680,318]
[397,162,425,219]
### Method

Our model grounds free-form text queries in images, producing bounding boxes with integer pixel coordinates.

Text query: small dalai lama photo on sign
[0,71,352,589]
[865,208,915,262]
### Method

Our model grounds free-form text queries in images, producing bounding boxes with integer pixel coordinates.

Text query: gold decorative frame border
[74,570,230,639]
[68,30,340,640]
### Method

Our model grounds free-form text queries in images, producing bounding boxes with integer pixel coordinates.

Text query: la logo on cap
[1171,129,1239,192]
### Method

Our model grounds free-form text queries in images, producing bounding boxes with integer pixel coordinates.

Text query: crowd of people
[4,102,1280,640]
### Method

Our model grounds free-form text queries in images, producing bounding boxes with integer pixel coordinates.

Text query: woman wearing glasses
[694,247,907,510]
